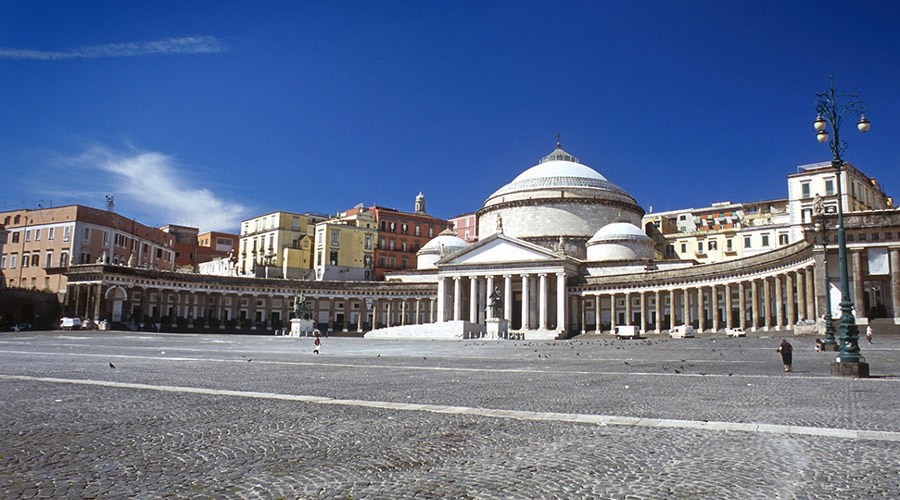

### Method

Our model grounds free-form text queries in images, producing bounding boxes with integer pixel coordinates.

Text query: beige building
[313,209,377,281]
[0,205,175,294]
[238,211,327,279]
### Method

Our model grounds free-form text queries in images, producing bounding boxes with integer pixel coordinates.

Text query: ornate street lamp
[813,76,870,368]
[813,200,837,350]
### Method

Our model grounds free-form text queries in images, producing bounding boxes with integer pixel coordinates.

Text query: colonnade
[577,266,818,333]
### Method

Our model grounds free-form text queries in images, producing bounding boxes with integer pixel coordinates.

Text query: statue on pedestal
[292,294,311,320]
[489,286,503,319]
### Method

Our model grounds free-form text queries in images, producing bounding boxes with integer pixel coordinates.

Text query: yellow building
[238,211,327,279]
[313,209,376,281]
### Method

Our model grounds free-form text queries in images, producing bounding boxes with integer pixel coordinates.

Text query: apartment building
[448,212,478,244]
[313,209,377,281]
[0,205,175,292]
[367,194,451,280]
[238,211,327,279]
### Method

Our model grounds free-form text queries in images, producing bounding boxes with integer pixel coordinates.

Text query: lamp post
[813,200,837,350]
[813,77,870,370]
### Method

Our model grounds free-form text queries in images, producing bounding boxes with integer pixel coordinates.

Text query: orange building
[363,193,451,280]
[0,205,176,293]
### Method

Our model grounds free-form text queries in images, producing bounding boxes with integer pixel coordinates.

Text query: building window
[103,230,110,245]
[778,234,789,245]
[801,182,811,198]
[697,242,704,253]
[401,257,408,269]
[331,230,340,246]
[744,236,751,248]
[11,232,19,243]
[9,253,17,269]
[825,179,835,196]
[726,238,733,252]
[365,233,372,250]
[22,253,29,268]
[379,256,386,267]
[428,226,434,237]
[0,255,5,269]
[762,234,770,247]
[680,243,687,254]
[25,230,31,242]
[401,223,408,234]
[83,228,91,242]
[45,251,53,268]
[34,229,41,241]
[329,250,338,265]
[708,240,717,251]
[401,241,407,252]
[60,252,68,267]
[415,225,421,236]
[665,245,675,258]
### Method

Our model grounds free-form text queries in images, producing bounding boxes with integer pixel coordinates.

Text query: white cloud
[76,146,247,232]
[0,36,226,60]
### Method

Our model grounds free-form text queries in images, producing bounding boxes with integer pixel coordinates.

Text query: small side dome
[586,222,654,262]
[417,228,468,269]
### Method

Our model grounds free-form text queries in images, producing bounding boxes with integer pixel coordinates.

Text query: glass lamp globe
[857,115,871,133]
[813,114,827,131]
[817,129,829,143]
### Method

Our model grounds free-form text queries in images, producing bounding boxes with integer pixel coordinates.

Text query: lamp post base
[830,360,870,378]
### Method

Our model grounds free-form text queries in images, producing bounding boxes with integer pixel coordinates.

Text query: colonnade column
[796,271,806,322]
[724,284,733,330]
[774,276,784,329]
[682,287,690,327]
[711,286,719,332]
[751,280,759,331]
[785,273,795,326]
[697,287,705,332]
[738,282,747,330]
[851,249,866,319]
[595,295,602,334]
[415,299,422,325]
[400,300,407,326]
[668,290,676,328]
[556,272,566,333]
[763,278,772,330]
[891,248,900,320]
[805,267,816,321]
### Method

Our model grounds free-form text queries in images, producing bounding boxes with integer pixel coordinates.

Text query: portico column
[595,294,602,334]
[415,298,421,325]
[610,293,617,333]
[538,273,548,330]
[371,299,380,328]
[327,298,336,330]
[357,299,366,332]
[851,249,866,320]
[696,287,705,332]
[751,279,759,331]
[485,276,494,320]
[453,277,462,321]
[639,291,646,333]
[621,292,630,326]
[724,284,733,330]
[401,299,407,326]
[891,248,900,321]
[796,271,806,322]
[469,276,479,324]
[654,290,662,333]
[738,282,747,330]
[430,298,437,323]
[436,277,446,323]
[521,274,530,330]
[763,278,772,331]
[682,287,690,327]
[503,275,513,321]
[805,267,816,321]
[556,272,566,333]
[774,275,784,329]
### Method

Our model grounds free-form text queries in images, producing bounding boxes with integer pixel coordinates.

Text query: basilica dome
[586,222,655,261]
[417,228,468,269]
[477,142,644,258]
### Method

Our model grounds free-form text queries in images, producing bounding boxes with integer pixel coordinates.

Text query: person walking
[866,325,873,344]
[313,330,321,355]
[777,338,793,372]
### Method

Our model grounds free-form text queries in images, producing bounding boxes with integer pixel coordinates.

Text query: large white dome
[477,142,643,258]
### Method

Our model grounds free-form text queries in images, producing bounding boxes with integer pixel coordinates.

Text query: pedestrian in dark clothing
[777,339,793,372]
[313,330,321,355]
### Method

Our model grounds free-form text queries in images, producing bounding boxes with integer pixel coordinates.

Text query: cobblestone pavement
[1,330,899,499]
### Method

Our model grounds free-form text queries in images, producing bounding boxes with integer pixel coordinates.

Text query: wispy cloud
[0,36,226,60]
[68,146,247,232]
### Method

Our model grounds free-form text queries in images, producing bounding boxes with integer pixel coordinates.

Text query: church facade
[60,144,900,337]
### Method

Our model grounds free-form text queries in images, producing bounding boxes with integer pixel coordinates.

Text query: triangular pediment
[438,234,561,266]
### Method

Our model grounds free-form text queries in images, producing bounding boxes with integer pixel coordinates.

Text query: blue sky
[1,1,898,232]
